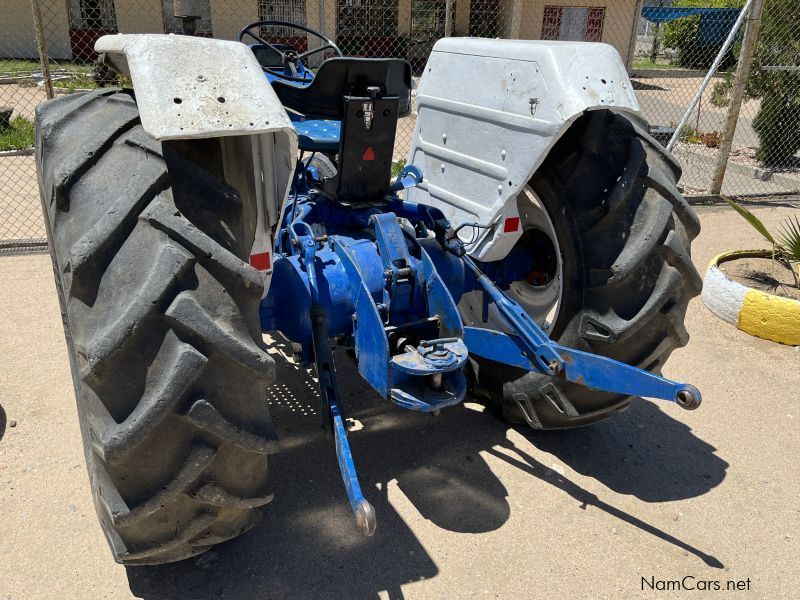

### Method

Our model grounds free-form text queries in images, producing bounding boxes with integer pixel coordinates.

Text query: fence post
[627,0,646,71]
[710,0,765,196]
[445,0,454,37]
[30,0,54,100]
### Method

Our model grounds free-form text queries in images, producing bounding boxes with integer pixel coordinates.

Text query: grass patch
[0,117,35,151]
[0,59,41,75]
[0,59,93,77]
[631,58,684,71]
[53,73,98,92]
[0,59,119,91]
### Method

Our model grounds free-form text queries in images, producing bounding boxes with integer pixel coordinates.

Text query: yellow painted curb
[703,250,800,346]
[738,289,800,346]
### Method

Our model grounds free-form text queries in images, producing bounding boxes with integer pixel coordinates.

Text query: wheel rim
[508,186,563,332]
[460,185,563,334]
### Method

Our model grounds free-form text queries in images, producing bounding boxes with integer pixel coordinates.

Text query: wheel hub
[520,228,558,287]
[460,185,563,333]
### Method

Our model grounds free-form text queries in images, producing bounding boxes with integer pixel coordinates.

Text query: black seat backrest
[251,43,288,69]
[270,58,412,119]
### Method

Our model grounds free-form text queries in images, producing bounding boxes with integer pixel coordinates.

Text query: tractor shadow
[0,403,6,442]
[631,79,669,92]
[127,350,726,599]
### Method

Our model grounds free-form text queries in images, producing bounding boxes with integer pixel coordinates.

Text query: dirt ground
[1,201,799,599]
[0,156,45,243]
[722,257,800,302]
[0,84,48,121]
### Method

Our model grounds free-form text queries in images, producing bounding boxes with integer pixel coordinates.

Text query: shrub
[749,0,800,167]
[753,90,800,167]
[724,196,800,287]
[679,124,701,144]
[699,131,722,148]
[712,0,800,167]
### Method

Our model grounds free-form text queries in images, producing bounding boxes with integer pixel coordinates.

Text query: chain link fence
[634,0,800,198]
[1,0,799,251]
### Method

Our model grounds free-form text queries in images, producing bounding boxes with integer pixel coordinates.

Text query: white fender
[95,34,298,295]
[406,38,640,261]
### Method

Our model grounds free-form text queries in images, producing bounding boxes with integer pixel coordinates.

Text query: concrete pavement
[0,201,798,599]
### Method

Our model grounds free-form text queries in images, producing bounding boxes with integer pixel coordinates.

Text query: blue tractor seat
[291,118,341,152]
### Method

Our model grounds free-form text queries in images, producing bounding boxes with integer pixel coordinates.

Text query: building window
[411,0,450,38]
[542,6,605,42]
[468,0,500,38]
[337,0,398,37]
[259,0,306,36]
[68,0,117,30]
[162,0,213,35]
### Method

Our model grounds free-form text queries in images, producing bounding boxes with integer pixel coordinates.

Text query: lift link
[331,395,377,536]
[303,235,377,536]
[458,254,702,410]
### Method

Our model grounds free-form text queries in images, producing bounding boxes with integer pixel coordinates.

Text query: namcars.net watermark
[642,576,752,592]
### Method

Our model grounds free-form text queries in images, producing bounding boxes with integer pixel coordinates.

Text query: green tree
[749,0,800,167]
[712,0,800,167]
[663,0,745,68]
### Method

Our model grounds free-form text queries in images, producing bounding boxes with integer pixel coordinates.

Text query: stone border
[0,148,34,157]
[680,146,800,193]
[702,249,800,346]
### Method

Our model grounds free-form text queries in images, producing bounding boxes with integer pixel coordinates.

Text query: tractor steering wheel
[238,20,343,82]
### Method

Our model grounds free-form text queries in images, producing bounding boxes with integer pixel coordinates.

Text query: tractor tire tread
[36,89,276,564]
[470,109,702,429]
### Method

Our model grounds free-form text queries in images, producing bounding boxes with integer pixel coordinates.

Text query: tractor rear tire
[36,89,277,564]
[469,109,703,429]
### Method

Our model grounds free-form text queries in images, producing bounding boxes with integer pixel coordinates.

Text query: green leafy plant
[711,0,800,167]
[391,159,407,178]
[678,125,721,147]
[722,195,800,287]
[777,215,800,265]
[679,124,702,144]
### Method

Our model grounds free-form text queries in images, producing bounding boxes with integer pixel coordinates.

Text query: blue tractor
[36,21,703,564]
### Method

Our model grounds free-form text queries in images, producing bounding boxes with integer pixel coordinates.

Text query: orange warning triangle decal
[362,146,376,161]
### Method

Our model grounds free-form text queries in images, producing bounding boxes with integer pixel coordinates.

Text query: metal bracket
[302,237,376,536]
[371,212,415,317]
